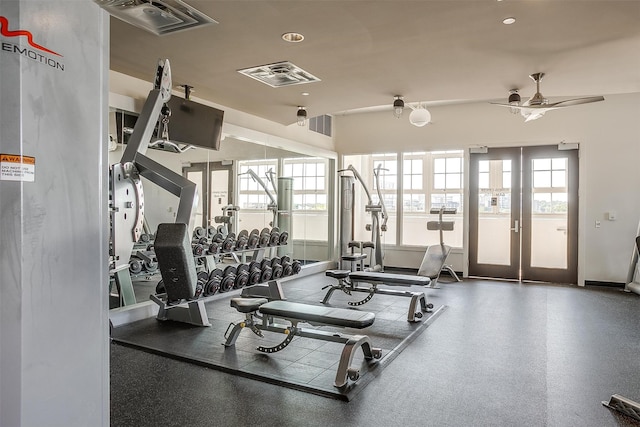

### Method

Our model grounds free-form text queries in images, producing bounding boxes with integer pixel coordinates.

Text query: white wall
[335,93,640,284]
[0,1,109,426]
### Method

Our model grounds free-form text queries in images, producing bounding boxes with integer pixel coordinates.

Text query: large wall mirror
[108,105,336,310]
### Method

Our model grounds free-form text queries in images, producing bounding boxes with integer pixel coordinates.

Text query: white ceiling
[108,1,640,126]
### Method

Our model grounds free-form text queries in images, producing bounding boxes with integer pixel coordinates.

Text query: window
[431,151,464,211]
[532,157,568,214]
[237,160,278,210]
[283,158,327,211]
[343,153,398,245]
[342,150,465,249]
[402,151,464,246]
[283,157,329,241]
[403,153,425,213]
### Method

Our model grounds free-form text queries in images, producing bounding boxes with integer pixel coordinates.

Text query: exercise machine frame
[224,281,382,388]
[322,270,433,322]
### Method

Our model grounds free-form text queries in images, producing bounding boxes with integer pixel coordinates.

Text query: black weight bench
[224,298,382,388]
[322,270,433,322]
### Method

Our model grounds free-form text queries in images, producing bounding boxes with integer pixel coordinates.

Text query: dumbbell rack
[154,226,302,305]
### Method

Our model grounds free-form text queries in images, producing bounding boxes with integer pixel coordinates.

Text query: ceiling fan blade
[547,96,605,108]
[489,102,519,108]
[490,102,557,111]
[523,110,545,122]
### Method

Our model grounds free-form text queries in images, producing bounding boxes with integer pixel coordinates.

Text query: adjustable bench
[323,270,433,322]
[224,297,382,388]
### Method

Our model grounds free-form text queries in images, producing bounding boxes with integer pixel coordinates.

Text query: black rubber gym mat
[111,274,445,401]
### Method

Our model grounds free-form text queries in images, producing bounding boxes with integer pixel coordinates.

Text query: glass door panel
[521,146,578,283]
[476,159,513,265]
[469,148,521,280]
[186,170,204,228]
[209,169,230,228]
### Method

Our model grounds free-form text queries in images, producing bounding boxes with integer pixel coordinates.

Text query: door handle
[510,220,519,233]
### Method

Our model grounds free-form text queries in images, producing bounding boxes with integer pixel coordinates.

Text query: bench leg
[223,322,245,347]
[334,335,382,388]
[406,292,435,322]
[321,285,338,304]
[224,313,263,347]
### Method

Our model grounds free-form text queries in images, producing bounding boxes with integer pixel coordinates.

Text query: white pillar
[0,1,109,426]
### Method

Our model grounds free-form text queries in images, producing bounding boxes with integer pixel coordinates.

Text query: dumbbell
[261,264,273,282]
[129,257,143,274]
[258,228,271,247]
[235,230,249,251]
[155,280,166,295]
[247,261,262,285]
[193,226,207,240]
[217,225,228,236]
[143,258,158,273]
[280,255,293,276]
[191,271,209,300]
[208,241,220,255]
[292,259,302,274]
[192,243,205,256]
[207,226,216,239]
[197,271,209,283]
[221,233,236,252]
[198,237,209,245]
[219,265,236,292]
[269,227,281,246]
[234,264,250,289]
[205,268,223,296]
[191,282,204,300]
[278,231,289,245]
[247,229,260,249]
[270,257,283,279]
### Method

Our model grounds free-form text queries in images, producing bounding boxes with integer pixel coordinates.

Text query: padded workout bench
[224,297,382,388]
[323,270,433,322]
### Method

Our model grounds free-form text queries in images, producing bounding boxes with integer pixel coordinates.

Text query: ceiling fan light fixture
[393,96,405,118]
[508,89,521,114]
[409,105,431,127]
[296,106,307,126]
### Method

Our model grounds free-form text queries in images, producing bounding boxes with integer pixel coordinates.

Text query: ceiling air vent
[94,0,217,36]
[237,61,321,88]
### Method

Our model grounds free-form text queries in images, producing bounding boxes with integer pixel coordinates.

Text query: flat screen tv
[163,97,224,151]
[115,97,224,151]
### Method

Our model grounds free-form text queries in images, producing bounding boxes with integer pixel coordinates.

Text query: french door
[183,162,234,228]
[469,145,578,284]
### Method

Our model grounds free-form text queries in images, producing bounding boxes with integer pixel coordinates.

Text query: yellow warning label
[1,153,36,182]
[0,154,35,165]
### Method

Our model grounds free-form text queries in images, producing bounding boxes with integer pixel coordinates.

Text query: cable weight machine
[339,164,388,272]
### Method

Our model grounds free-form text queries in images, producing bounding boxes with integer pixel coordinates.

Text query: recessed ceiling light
[282,32,304,43]
[503,17,516,25]
[301,92,310,96]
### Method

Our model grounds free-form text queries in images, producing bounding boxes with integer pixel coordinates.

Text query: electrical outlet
[595,220,601,228]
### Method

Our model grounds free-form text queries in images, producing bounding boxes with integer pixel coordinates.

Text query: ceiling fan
[491,73,605,122]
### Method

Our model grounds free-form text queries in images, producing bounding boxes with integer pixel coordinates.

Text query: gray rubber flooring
[111,273,443,400]
[111,276,640,427]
